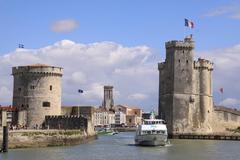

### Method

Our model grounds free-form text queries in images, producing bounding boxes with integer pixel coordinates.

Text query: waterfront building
[114,105,142,126]
[94,108,115,127]
[126,108,142,126]
[12,64,63,128]
[115,111,126,125]
[0,105,17,127]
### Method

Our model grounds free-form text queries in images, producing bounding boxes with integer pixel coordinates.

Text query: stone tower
[12,64,63,128]
[102,85,114,111]
[158,36,213,135]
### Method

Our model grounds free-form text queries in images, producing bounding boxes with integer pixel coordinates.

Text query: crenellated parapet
[12,64,63,77]
[44,115,88,130]
[165,36,194,49]
[194,58,213,71]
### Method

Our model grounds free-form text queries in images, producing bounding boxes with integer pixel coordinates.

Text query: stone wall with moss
[0,129,97,149]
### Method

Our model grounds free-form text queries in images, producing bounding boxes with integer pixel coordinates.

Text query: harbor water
[1,132,240,160]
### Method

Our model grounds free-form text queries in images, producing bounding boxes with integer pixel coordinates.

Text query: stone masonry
[12,64,63,128]
[158,36,214,135]
[102,85,114,111]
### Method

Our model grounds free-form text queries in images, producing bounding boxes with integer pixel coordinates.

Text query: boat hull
[135,134,168,146]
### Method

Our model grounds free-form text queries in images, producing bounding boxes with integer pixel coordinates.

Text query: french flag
[185,18,194,28]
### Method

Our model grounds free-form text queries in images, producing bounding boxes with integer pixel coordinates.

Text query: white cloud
[204,4,240,20]
[0,40,159,111]
[219,98,240,108]
[51,19,79,33]
[1,38,240,111]
[0,86,12,105]
[128,93,148,100]
[70,71,87,84]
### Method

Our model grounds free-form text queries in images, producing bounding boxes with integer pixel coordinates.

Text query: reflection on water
[0,132,240,160]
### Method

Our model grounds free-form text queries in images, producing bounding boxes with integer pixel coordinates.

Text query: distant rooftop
[0,105,17,111]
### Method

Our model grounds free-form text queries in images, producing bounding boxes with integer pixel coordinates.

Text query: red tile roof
[0,106,17,111]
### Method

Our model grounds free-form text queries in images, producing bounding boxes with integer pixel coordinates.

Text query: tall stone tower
[102,85,114,111]
[158,36,213,135]
[12,64,63,128]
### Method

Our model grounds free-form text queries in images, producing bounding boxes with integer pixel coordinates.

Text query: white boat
[97,127,118,135]
[135,114,168,146]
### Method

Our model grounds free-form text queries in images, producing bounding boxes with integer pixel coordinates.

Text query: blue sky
[1,0,240,54]
[0,0,240,110]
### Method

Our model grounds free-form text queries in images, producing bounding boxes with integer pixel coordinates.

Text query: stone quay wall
[44,115,95,135]
[0,129,97,149]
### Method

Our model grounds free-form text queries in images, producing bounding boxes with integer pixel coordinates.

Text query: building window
[42,101,50,107]
[18,88,21,91]
[178,59,180,63]
[30,85,35,89]
[186,60,188,63]
[50,85,52,91]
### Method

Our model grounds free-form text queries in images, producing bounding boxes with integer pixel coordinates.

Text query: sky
[0,0,240,111]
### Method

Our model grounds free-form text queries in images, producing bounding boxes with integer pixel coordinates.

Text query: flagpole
[184,19,187,38]
[221,92,224,103]
[220,88,224,104]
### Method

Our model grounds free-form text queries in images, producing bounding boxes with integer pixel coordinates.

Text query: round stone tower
[12,64,63,128]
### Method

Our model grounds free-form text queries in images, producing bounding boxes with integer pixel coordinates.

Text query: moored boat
[135,113,168,146]
[97,127,118,135]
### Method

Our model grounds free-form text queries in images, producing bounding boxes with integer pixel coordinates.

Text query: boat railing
[143,120,165,125]
[141,130,166,135]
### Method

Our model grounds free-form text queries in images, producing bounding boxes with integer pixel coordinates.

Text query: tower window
[183,50,184,53]
[178,59,180,63]
[30,85,35,89]
[18,88,21,91]
[42,102,50,107]
[50,85,52,91]
[186,60,189,63]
